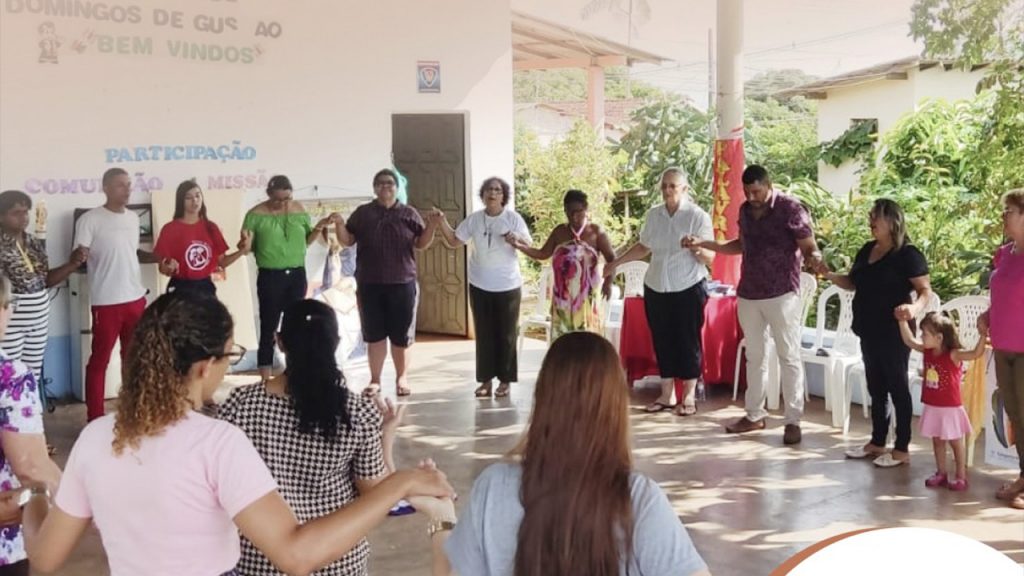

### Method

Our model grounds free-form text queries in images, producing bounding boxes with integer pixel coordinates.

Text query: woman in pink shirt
[981,189,1024,510]
[18,292,453,576]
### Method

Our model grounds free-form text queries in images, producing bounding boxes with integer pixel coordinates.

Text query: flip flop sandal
[362,383,381,397]
[474,384,492,398]
[644,401,675,413]
[388,499,416,516]
[494,384,511,397]
[676,404,697,416]
[845,446,885,459]
[396,385,411,397]
[872,453,908,468]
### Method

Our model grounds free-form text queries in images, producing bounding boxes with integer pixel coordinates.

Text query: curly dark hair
[113,292,233,454]
[279,299,351,440]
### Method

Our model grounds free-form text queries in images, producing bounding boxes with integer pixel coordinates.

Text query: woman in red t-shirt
[155,179,251,295]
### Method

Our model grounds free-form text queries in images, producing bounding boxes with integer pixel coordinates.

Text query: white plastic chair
[518,266,553,352]
[733,272,817,409]
[617,261,648,297]
[604,285,624,351]
[798,284,859,428]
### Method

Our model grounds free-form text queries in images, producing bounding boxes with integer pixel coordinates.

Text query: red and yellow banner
[710,138,744,286]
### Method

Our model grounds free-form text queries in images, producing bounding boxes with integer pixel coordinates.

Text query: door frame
[391,110,473,337]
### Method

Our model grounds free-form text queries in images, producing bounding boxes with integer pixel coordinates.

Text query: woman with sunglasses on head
[20,292,453,576]
[155,179,252,296]
[0,190,86,382]
[243,175,337,383]
[419,332,711,576]
[218,299,406,576]
[435,177,531,398]
[333,169,442,397]
[0,273,62,576]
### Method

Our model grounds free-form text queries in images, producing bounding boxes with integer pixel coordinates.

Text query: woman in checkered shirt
[219,299,403,576]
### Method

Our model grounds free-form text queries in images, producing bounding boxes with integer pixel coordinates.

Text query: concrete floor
[41,335,1023,575]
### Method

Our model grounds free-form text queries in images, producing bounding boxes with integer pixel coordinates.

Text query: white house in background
[515,98,646,146]
[778,56,988,196]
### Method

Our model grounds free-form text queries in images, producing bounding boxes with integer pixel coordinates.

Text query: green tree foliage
[615,97,713,240]
[744,97,819,183]
[910,0,1024,193]
[744,69,820,103]
[516,121,625,250]
[513,68,668,102]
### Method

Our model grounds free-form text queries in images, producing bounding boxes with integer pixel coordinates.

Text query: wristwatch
[17,485,50,507]
[427,518,457,537]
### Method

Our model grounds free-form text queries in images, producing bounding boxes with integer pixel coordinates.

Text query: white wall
[815,66,984,196]
[0,0,513,395]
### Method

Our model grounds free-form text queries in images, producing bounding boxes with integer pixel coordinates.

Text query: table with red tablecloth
[619,294,742,386]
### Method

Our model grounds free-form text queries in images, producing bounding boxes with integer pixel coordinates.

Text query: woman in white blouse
[606,168,715,417]
[436,177,531,398]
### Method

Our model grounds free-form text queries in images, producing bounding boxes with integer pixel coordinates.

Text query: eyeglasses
[485,186,503,192]
[214,343,247,365]
[374,181,397,188]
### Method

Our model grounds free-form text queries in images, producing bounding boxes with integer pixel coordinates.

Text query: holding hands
[238,229,253,254]
[425,207,446,227]
[893,304,914,322]
[504,232,528,250]
[70,245,89,266]
[158,257,179,277]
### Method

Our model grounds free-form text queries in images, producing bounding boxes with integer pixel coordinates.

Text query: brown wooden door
[392,113,468,336]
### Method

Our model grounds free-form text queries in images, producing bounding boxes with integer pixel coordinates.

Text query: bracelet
[427,518,457,537]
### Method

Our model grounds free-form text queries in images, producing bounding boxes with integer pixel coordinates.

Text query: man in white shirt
[605,168,714,416]
[75,167,158,421]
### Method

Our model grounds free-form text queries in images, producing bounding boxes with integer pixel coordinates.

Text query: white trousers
[738,293,804,425]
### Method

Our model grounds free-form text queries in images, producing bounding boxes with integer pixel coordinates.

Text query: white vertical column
[716,0,744,139]
[586,64,606,140]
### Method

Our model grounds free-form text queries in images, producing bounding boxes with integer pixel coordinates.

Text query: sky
[512,0,923,107]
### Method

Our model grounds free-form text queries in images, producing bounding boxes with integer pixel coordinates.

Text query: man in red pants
[74,168,158,420]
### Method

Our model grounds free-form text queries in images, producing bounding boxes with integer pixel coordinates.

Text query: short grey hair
[659,167,689,187]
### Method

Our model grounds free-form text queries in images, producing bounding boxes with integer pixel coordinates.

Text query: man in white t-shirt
[74,168,158,421]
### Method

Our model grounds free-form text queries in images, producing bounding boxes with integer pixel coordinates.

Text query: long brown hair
[113,292,233,454]
[511,332,634,576]
[920,311,962,355]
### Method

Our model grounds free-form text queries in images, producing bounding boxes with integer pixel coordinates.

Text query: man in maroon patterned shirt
[686,165,828,445]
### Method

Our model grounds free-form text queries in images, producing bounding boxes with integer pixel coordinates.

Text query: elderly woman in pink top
[981,189,1024,510]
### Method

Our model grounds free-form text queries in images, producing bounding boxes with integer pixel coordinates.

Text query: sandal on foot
[474,384,492,398]
[363,383,382,397]
[947,477,969,492]
[924,472,948,488]
[845,444,886,459]
[396,384,411,397]
[676,404,697,417]
[996,478,1024,501]
[495,383,511,397]
[644,401,674,413]
[872,453,909,468]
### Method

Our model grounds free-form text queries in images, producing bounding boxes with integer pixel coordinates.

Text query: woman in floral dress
[509,190,614,338]
[0,273,61,576]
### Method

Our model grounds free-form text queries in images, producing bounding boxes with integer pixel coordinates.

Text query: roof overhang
[511,10,669,71]
[775,56,986,100]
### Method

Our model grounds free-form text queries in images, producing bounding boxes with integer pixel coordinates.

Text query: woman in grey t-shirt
[418,332,710,576]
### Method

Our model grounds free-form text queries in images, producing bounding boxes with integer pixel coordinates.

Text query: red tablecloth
[619,295,742,385]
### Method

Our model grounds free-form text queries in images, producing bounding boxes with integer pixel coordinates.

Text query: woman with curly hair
[219,299,404,576]
[20,292,453,576]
